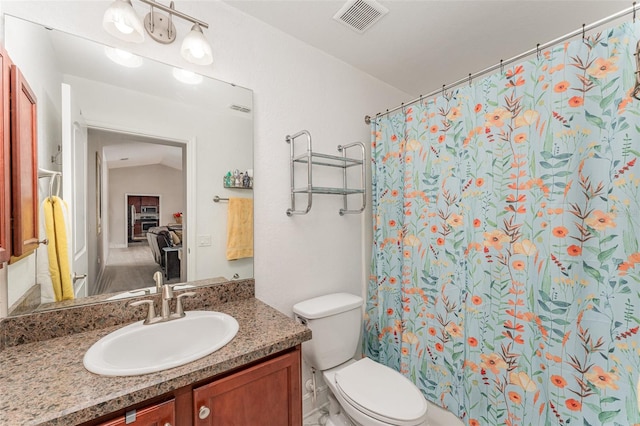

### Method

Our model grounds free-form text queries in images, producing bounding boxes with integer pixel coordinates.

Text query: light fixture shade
[103,0,145,43]
[181,24,213,65]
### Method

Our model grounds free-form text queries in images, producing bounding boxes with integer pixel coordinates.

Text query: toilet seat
[333,358,428,426]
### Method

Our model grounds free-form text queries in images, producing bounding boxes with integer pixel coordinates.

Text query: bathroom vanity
[0,279,311,425]
[93,346,301,425]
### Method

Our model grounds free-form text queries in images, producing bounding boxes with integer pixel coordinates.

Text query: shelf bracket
[286,130,313,216]
[338,142,366,215]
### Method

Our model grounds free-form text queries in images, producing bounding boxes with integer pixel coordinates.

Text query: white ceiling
[96,129,183,170]
[223,0,631,96]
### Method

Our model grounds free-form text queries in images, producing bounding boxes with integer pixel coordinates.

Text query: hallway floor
[94,242,180,295]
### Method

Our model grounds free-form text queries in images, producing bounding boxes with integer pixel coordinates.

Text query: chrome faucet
[129,284,197,325]
[153,271,163,292]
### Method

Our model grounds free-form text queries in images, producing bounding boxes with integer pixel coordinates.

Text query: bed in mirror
[4,14,253,316]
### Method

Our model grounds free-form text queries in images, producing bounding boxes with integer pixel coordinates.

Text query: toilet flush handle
[199,405,211,420]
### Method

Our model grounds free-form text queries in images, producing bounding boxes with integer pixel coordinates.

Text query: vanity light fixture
[180,24,213,65]
[103,0,213,65]
[103,0,145,43]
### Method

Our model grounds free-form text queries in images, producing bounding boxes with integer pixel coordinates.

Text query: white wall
[108,164,183,247]
[0,0,409,318]
[1,11,63,310]
[0,0,409,414]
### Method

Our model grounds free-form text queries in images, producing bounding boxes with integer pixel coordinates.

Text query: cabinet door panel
[193,349,301,426]
[97,399,175,426]
[142,195,159,206]
[10,64,38,258]
[0,46,11,264]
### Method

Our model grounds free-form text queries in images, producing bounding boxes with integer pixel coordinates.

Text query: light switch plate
[198,235,212,246]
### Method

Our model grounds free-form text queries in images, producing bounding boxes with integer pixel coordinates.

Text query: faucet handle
[173,292,197,318]
[129,299,157,324]
[162,284,174,300]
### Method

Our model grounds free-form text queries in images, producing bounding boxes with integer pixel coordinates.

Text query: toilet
[293,293,430,426]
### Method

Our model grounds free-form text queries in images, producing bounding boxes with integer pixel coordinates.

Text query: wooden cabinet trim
[0,45,11,265]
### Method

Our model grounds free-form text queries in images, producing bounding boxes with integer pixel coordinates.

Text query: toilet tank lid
[293,293,363,319]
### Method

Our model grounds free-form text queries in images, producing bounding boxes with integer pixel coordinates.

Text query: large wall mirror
[4,15,253,315]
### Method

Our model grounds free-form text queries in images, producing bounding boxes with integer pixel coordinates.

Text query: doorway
[89,129,186,295]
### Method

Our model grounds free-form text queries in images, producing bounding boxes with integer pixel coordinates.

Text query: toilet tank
[293,293,363,371]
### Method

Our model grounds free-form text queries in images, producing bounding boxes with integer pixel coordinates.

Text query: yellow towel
[226,197,253,260]
[43,196,73,301]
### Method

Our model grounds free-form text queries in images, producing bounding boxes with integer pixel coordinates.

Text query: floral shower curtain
[364,21,640,426]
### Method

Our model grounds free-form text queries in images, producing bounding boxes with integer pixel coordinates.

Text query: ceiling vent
[333,0,388,34]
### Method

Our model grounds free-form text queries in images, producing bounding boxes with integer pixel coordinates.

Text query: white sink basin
[83,311,239,376]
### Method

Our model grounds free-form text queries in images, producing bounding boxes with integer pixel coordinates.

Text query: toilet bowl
[324,358,429,426]
[292,293,429,426]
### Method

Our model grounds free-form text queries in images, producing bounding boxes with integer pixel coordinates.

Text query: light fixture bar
[137,0,208,28]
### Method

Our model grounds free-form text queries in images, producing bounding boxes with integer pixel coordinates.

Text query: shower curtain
[365,21,640,426]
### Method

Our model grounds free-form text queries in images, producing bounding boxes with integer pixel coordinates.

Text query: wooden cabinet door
[10,64,38,258]
[0,46,11,264]
[193,348,302,426]
[97,399,175,426]
[142,195,159,206]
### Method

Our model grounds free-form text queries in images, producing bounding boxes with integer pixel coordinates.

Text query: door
[97,399,175,426]
[10,64,38,259]
[61,83,88,298]
[193,348,302,425]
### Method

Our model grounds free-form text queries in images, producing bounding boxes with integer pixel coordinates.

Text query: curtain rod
[365,3,639,124]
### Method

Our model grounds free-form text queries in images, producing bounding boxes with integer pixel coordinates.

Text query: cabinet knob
[199,405,211,419]
[164,423,172,426]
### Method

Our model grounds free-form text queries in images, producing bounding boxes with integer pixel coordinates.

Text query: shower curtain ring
[500,60,504,75]
[468,73,472,86]
[582,23,586,40]
[634,2,637,23]
[536,43,541,60]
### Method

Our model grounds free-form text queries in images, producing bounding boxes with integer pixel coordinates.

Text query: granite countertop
[0,297,311,425]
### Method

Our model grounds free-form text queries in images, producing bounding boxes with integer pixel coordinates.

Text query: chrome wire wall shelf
[286,130,365,216]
